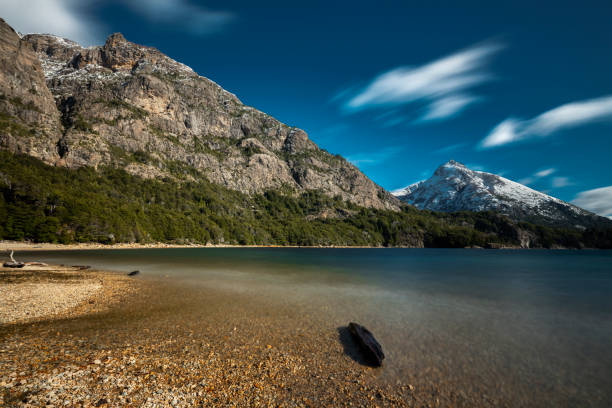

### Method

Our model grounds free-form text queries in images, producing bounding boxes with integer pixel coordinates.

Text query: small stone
[95,398,108,407]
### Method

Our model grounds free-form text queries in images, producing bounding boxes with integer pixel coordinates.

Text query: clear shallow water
[19,248,612,406]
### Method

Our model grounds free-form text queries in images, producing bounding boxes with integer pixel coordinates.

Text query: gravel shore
[0,241,391,251]
[0,266,429,407]
[0,266,134,325]
[2,251,605,407]
[0,281,101,324]
[0,241,208,251]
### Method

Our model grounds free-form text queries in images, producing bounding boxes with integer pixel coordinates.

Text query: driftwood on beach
[3,250,24,268]
[348,322,385,367]
[2,250,49,268]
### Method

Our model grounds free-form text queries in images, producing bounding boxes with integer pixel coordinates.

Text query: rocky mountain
[0,19,62,161]
[393,160,610,229]
[0,18,398,211]
[2,17,610,249]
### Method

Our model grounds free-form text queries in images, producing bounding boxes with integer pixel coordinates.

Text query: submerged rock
[348,322,384,367]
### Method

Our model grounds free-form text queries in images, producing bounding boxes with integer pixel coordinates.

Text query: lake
[18,248,612,406]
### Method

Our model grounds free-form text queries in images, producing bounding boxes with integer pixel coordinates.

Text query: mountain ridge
[393,160,610,229]
[1,18,611,248]
[0,18,398,211]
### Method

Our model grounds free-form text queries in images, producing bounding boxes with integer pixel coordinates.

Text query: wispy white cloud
[518,167,556,186]
[551,176,573,188]
[420,95,479,121]
[329,86,359,104]
[0,0,103,46]
[345,146,402,167]
[466,163,486,172]
[517,168,574,190]
[0,0,235,46]
[124,0,236,35]
[342,43,501,122]
[433,142,467,155]
[480,96,612,148]
[572,186,612,218]
[535,168,556,178]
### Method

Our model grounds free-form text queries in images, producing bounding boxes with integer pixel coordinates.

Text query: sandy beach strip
[0,241,209,251]
[0,240,393,251]
[0,265,136,325]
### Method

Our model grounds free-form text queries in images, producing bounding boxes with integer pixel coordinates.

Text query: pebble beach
[0,264,424,407]
[3,248,611,407]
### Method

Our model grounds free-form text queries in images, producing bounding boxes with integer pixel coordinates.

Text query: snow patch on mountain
[394,160,608,228]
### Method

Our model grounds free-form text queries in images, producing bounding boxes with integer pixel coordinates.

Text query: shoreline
[0,263,416,407]
[2,252,606,406]
[0,241,402,251]
[0,264,136,325]
[0,240,577,251]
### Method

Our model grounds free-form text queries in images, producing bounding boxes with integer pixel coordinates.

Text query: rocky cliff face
[0,18,397,210]
[0,19,62,163]
[394,160,610,229]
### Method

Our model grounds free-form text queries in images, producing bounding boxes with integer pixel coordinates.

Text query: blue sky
[3,0,612,216]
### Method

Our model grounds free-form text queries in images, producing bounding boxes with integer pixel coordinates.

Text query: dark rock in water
[128,270,140,276]
[348,322,385,367]
[3,261,25,268]
[72,265,91,270]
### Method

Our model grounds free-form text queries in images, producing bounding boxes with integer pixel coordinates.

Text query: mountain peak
[443,159,469,169]
[0,18,398,212]
[433,159,468,176]
[105,32,127,46]
[396,162,610,229]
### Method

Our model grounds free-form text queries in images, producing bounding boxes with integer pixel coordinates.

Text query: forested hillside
[2,152,610,248]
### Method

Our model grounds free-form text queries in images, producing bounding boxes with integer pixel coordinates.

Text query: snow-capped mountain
[393,160,610,229]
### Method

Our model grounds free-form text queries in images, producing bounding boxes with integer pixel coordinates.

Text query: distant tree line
[0,151,610,248]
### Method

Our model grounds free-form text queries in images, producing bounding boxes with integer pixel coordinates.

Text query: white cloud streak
[123,0,235,35]
[420,95,478,121]
[345,146,402,167]
[0,0,103,46]
[518,168,556,186]
[535,168,556,178]
[480,96,612,148]
[518,168,574,190]
[551,177,572,188]
[433,142,467,155]
[0,0,235,46]
[572,186,612,218]
[344,43,501,121]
